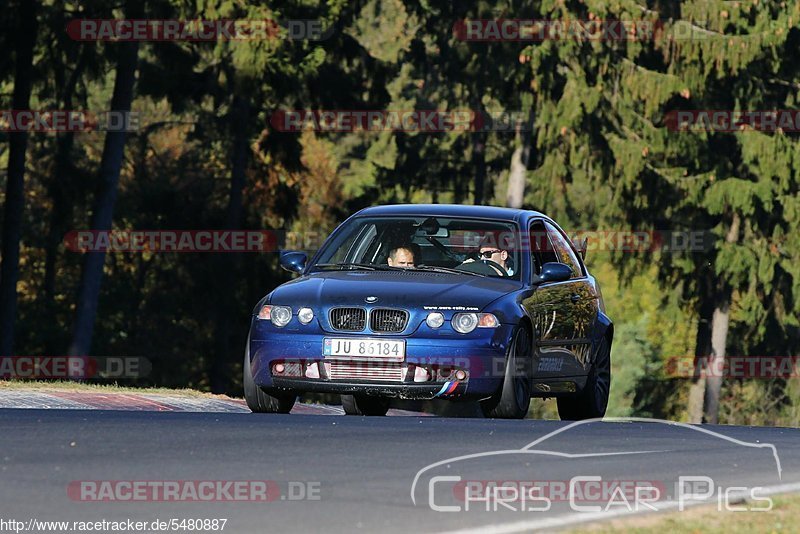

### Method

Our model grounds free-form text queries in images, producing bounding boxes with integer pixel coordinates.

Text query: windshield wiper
[410,265,487,277]
[312,263,402,272]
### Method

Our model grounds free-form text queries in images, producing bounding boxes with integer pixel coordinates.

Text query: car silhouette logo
[365,296,378,303]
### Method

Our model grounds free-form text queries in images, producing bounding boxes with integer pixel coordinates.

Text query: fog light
[298,307,314,325]
[455,369,467,381]
[274,363,285,374]
[426,312,445,329]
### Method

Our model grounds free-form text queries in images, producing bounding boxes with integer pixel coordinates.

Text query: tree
[68,5,141,356]
[0,0,38,356]
[509,0,800,423]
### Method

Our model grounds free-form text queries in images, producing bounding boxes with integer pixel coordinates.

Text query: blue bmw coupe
[244,204,612,419]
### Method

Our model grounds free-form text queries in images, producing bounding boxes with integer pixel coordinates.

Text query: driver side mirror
[280,251,307,274]
[534,262,572,284]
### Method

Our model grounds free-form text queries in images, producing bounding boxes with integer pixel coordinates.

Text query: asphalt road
[2,409,800,533]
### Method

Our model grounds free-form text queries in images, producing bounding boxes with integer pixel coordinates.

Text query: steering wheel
[481,259,509,277]
[458,259,508,277]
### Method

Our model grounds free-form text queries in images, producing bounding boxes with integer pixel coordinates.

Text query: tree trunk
[210,95,250,393]
[68,39,140,356]
[691,213,739,423]
[45,47,89,315]
[0,0,38,355]
[506,110,534,208]
[687,271,714,423]
[703,299,730,423]
[471,98,487,205]
[472,133,487,205]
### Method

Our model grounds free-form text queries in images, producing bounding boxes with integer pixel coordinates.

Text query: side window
[529,221,558,275]
[545,222,582,278]
[332,224,374,264]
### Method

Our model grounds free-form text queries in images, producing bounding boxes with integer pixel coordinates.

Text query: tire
[480,325,532,419]
[557,337,611,421]
[243,341,296,414]
[341,394,390,416]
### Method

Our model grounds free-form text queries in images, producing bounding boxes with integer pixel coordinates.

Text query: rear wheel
[341,395,390,416]
[243,342,295,414]
[557,337,611,421]
[480,326,532,419]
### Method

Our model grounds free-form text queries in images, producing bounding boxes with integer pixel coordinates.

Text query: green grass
[574,493,800,533]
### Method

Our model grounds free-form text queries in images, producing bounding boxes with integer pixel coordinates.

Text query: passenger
[387,245,416,268]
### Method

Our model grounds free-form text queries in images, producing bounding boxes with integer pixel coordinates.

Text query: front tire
[557,337,611,421]
[480,325,532,419]
[243,341,296,414]
[341,395,390,416]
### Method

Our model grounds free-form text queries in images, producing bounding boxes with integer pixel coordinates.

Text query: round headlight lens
[426,312,445,329]
[270,306,292,327]
[452,313,478,334]
[297,307,314,325]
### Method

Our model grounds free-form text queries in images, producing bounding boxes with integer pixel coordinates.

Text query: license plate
[323,338,405,362]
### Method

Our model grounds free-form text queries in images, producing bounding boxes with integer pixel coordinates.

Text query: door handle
[570,294,580,303]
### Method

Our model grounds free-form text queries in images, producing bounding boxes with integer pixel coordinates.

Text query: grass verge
[0,379,242,400]
[574,493,800,533]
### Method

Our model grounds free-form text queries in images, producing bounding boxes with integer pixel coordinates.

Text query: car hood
[269,270,521,311]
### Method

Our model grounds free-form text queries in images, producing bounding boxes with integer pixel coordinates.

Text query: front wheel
[341,395,390,416]
[480,325,532,419]
[243,342,296,414]
[557,337,611,421]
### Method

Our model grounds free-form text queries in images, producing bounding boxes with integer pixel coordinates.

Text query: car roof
[354,204,546,223]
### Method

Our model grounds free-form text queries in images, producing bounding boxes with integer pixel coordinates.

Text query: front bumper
[249,323,515,400]
[270,377,469,400]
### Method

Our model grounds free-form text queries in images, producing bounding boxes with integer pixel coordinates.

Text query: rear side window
[529,221,558,275]
[545,222,582,278]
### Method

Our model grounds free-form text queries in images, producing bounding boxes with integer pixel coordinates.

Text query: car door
[521,220,595,379]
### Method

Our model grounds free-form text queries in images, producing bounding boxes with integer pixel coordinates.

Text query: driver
[463,236,514,276]
[387,245,416,268]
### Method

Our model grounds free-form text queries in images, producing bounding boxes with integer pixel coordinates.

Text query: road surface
[1,409,799,532]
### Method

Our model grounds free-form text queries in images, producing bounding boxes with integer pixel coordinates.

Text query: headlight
[452,313,478,333]
[263,305,292,327]
[426,312,445,329]
[297,307,314,325]
[452,313,499,334]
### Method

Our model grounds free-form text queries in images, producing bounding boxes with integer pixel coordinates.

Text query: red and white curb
[0,390,429,415]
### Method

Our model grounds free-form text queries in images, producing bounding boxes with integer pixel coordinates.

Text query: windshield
[310,216,521,280]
